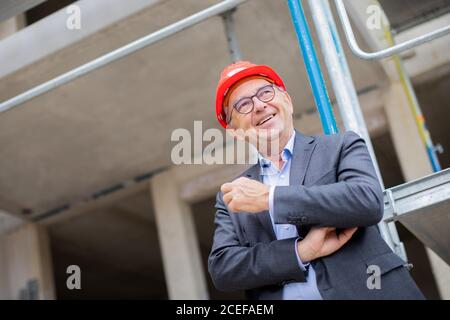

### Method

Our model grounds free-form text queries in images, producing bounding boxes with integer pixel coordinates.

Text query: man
[208,61,424,300]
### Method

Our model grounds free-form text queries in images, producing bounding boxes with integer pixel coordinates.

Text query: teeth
[258,115,274,126]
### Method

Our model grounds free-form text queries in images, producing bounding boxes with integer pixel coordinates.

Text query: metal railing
[334,0,450,60]
[0,0,248,113]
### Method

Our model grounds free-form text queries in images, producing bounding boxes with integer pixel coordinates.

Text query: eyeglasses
[226,84,276,124]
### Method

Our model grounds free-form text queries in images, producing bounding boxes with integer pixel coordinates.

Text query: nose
[252,97,267,112]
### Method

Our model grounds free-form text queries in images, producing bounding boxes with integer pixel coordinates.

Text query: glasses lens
[257,85,275,102]
[235,98,253,114]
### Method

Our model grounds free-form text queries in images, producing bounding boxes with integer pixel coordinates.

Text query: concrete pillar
[0,223,55,299]
[384,82,432,177]
[0,237,9,299]
[0,14,25,40]
[426,249,450,300]
[0,210,23,299]
[150,170,209,299]
[384,81,450,299]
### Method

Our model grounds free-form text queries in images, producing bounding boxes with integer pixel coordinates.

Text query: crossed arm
[208,132,384,292]
[208,192,307,292]
[272,133,384,228]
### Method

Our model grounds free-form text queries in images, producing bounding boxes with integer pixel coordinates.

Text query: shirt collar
[258,131,295,170]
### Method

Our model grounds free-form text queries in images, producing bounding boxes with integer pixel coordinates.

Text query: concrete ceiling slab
[0,0,47,22]
[0,0,386,215]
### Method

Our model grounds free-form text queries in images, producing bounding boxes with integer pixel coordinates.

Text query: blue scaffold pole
[286,0,338,135]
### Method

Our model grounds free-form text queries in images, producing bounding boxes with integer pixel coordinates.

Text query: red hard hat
[215,61,286,128]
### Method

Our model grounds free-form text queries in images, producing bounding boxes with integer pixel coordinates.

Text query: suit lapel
[291,130,317,238]
[244,164,276,240]
[290,130,317,185]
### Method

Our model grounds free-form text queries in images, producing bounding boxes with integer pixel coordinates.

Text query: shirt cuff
[268,185,276,225]
[295,237,310,271]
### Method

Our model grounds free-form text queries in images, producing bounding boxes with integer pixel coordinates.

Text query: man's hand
[221,177,270,213]
[297,227,358,262]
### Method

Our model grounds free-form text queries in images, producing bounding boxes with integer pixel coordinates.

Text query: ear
[282,90,294,114]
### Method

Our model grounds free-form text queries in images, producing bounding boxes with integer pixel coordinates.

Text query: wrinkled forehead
[225,77,273,107]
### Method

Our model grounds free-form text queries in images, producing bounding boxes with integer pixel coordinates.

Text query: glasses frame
[226,84,276,125]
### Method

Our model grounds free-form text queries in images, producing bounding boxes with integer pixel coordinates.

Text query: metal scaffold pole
[221,9,242,62]
[286,0,339,135]
[307,0,406,259]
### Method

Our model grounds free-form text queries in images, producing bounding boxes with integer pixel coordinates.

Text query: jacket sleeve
[273,131,384,228]
[208,192,306,292]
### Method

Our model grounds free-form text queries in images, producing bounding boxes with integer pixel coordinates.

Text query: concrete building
[0,0,449,299]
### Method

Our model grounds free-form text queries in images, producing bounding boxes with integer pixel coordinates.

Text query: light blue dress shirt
[258,131,323,300]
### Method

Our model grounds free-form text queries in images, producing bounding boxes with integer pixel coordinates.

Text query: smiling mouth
[256,114,276,126]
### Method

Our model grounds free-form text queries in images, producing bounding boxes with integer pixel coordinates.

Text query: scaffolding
[0,0,449,265]
[384,168,450,265]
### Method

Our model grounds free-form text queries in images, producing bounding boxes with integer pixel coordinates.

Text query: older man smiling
[208,61,424,300]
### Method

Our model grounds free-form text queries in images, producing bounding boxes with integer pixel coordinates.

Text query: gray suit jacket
[208,130,424,300]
